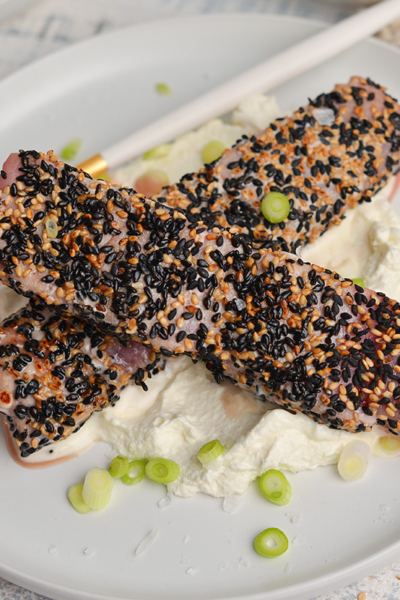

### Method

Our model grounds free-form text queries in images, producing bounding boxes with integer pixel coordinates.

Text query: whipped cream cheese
[17,355,379,497]
[301,183,397,289]
[113,95,281,187]
[3,94,399,497]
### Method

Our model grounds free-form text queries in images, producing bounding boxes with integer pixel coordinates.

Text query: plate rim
[2,10,400,101]
[1,11,400,600]
[2,530,400,600]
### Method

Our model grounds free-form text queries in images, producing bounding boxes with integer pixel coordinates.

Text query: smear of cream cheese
[112,95,281,188]
[301,183,395,281]
[20,355,379,497]
[6,94,399,496]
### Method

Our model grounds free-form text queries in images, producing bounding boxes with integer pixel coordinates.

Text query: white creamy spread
[5,95,400,496]
[113,95,281,187]
[301,183,398,294]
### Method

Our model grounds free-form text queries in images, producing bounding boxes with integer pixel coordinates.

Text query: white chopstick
[77,0,400,177]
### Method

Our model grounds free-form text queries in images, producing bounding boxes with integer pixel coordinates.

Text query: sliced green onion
[144,144,171,161]
[61,138,82,161]
[82,467,114,509]
[259,469,292,506]
[201,140,226,165]
[68,483,92,514]
[377,436,400,457]
[45,219,58,238]
[261,192,290,223]
[352,278,365,287]
[338,441,371,481]
[254,528,289,558]
[155,82,173,96]
[121,460,147,485]
[197,439,224,465]
[134,170,169,197]
[109,455,129,478]
[145,457,180,484]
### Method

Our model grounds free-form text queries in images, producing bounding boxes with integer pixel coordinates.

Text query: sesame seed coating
[0,298,160,456]
[160,76,400,253]
[1,147,400,437]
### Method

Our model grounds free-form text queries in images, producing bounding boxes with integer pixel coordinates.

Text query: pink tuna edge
[0,153,156,374]
[105,339,155,373]
[0,153,22,190]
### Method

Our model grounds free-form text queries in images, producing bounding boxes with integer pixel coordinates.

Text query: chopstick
[77,0,400,177]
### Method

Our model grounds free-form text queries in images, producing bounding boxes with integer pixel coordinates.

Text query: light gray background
[0,1,399,599]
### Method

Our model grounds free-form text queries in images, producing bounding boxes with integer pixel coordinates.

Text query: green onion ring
[254,528,289,558]
[261,192,290,223]
[145,457,180,484]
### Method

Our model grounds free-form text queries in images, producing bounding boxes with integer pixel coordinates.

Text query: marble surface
[0,1,400,599]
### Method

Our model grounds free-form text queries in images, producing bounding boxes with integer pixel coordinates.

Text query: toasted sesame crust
[1,143,400,436]
[160,76,400,252]
[0,299,160,457]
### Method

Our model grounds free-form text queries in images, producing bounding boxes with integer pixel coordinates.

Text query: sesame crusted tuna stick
[1,151,400,437]
[160,76,400,252]
[0,298,159,457]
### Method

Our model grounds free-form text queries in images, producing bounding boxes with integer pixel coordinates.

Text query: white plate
[1,13,400,600]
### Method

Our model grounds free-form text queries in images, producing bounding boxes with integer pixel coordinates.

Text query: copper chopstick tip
[76,154,108,178]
